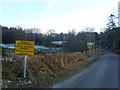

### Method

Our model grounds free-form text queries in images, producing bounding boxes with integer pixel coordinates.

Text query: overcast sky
[0,0,119,33]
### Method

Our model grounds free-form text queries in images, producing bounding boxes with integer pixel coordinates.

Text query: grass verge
[2,51,100,88]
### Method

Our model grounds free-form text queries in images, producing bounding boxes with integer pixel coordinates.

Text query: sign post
[15,40,34,78]
[23,55,27,78]
[93,42,94,57]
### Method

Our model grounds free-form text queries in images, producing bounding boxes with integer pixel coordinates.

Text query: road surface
[52,51,119,88]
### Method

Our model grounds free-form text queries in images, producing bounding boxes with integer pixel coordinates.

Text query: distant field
[1,44,62,58]
[0,44,61,51]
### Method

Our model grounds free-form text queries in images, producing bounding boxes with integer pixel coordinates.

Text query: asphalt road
[52,51,119,88]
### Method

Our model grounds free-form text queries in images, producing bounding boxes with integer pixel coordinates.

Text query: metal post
[93,42,94,57]
[99,29,102,55]
[100,34,101,54]
[99,45,101,54]
[23,55,27,78]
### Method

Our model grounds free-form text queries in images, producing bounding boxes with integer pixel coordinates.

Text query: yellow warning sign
[15,40,34,55]
[87,45,92,49]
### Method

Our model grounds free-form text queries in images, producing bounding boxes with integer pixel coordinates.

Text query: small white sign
[87,42,94,45]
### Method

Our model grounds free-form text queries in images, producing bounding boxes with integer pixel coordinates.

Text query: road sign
[87,45,92,49]
[87,42,93,49]
[15,40,34,55]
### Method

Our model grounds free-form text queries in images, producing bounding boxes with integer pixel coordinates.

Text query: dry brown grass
[2,51,92,88]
